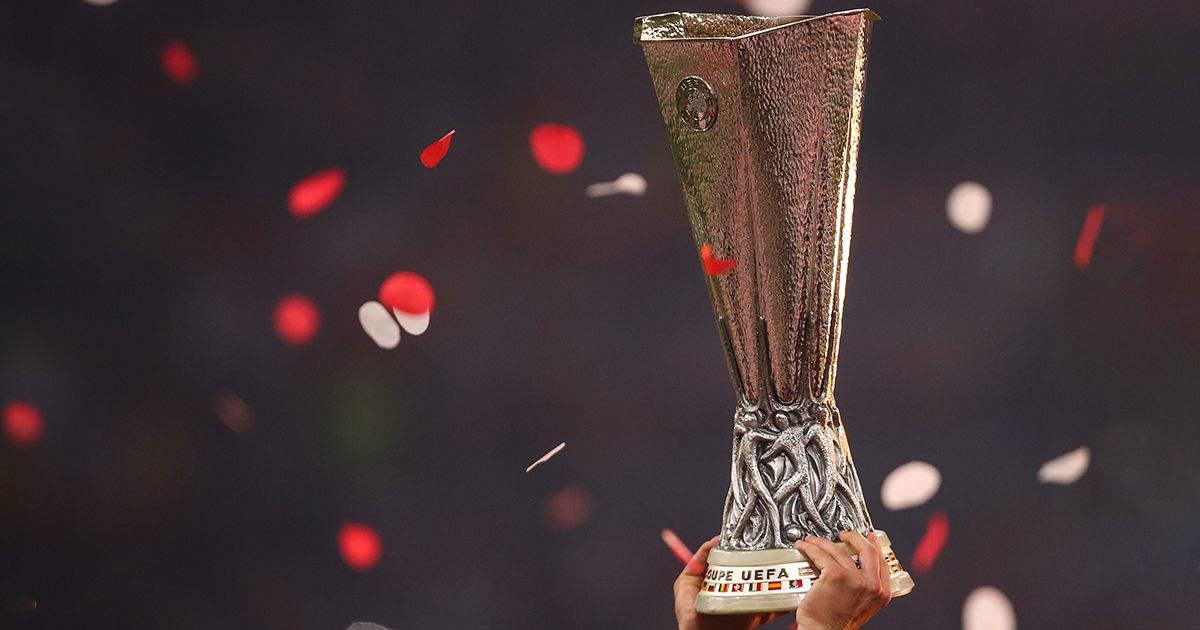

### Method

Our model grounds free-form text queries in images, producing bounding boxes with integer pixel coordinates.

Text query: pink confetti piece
[544,486,592,530]
[160,40,198,85]
[525,441,566,473]
[338,522,382,572]
[420,130,455,168]
[378,271,434,315]
[660,529,693,566]
[3,401,43,448]
[530,124,585,174]
[288,168,346,218]
[273,294,320,346]
[1073,204,1106,269]
[911,510,949,575]
[700,243,736,276]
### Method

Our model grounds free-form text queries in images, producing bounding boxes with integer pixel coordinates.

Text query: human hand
[674,535,785,630]
[794,531,893,630]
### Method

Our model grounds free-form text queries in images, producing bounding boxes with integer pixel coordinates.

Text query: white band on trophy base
[695,531,915,615]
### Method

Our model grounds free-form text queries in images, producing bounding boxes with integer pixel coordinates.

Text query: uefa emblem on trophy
[635,9,915,614]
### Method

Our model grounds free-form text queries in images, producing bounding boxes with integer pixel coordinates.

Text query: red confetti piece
[700,243,736,276]
[378,271,434,315]
[529,123,585,174]
[288,168,346,218]
[160,40,199,85]
[1073,204,1106,270]
[338,522,382,571]
[660,529,693,566]
[3,401,44,448]
[911,510,949,575]
[273,294,320,346]
[544,486,593,530]
[420,130,455,168]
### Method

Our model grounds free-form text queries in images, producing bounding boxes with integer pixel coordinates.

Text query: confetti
[525,441,566,473]
[392,309,430,336]
[358,301,401,349]
[288,168,346,218]
[378,271,434,315]
[880,460,941,510]
[585,173,648,198]
[347,624,392,630]
[700,243,736,276]
[1037,446,1090,485]
[530,124,585,174]
[83,0,120,6]
[273,294,320,346]
[338,523,382,572]
[160,40,199,85]
[214,391,254,434]
[3,401,44,448]
[544,486,592,530]
[743,0,812,18]
[911,510,949,575]
[420,130,455,168]
[946,181,992,234]
[1073,204,1105,269]
[660,529,693,566]
[962,586,1016,630]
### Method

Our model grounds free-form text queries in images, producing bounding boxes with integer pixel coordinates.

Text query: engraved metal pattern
[677,76,719,132]
[636,10,879,551]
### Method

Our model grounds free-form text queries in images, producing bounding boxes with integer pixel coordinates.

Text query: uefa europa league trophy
[635,9,914,614]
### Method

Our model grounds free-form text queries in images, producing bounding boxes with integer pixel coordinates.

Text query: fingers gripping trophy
[634,9,915,614]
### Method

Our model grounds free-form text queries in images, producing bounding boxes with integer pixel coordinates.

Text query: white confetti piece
[1037,446,1090,485]
[946,181,992,234]
[393,308,430,336]
[358,301,401,349]
[525,441,566,473]
[962,586,1016,630]
[585,172,647,198]
[744,0,812,18]
[880,460,942,510]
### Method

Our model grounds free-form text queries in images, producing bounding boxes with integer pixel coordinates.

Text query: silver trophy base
[696,530,914,615]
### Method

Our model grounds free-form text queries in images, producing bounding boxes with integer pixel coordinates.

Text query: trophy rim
[634,8,880,43]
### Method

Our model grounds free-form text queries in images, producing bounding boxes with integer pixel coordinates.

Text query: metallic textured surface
[637,10,899,557]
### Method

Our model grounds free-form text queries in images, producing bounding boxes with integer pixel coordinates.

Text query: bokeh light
[288,168,347,218]
[881,461,941,510]
[962,586,1017,630]
[743,0,812,18]
[3,401,44,448]
[378,271,434,315]
[338,523,382,572]
[544,486,592,530]
[946,181,992,234]
[160,41,198,85]
[273,294,320,346]
[529,124,585,174]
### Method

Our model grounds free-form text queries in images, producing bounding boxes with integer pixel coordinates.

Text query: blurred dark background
[2,0,1199,628]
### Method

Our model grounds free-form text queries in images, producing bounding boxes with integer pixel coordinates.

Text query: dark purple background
[2,0,1198,628]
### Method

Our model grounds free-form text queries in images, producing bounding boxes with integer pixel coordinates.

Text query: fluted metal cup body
[636,10,912,614]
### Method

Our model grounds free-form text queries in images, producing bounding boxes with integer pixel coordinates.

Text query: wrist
[794,613,844,630]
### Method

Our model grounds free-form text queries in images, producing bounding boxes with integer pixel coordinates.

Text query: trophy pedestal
[696,531,914,615]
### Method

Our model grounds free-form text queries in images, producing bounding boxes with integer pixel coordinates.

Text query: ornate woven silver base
[696,531,914,615]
